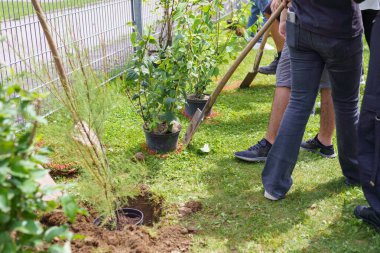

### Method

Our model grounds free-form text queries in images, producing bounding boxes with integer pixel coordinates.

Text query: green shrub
[0,84,81,253]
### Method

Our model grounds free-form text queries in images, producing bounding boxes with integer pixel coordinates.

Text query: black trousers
[362,9,379,48]
[359,13,380,214]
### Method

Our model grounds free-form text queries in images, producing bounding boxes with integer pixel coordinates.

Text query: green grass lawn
[0,0,99,20]
[40,39,380,252]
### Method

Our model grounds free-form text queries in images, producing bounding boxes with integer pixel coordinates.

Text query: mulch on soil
[140,142,184,158]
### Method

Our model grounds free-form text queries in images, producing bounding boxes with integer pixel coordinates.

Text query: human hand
[270,0,281,12]
[282,0,291,8]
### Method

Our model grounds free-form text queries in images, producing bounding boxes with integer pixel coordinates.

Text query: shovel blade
[240,71,258,88]
[183,109,203,146]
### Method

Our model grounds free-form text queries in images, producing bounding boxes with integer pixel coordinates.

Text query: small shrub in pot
[125,29,187,153]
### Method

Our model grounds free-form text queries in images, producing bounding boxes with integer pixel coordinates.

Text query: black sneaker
[354,206,380,232]
[234,138,272,162]
[301,135,336,158]
[258,52,281,75]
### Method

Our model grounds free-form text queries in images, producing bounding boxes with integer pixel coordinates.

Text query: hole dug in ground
[41,189,201,253]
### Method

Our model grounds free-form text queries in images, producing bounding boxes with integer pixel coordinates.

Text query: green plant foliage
[176,0,245,98]
[125,0,248,130]
[0,84,82,252]
[125,28,187,133]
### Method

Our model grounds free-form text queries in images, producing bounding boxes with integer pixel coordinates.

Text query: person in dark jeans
[261,0,363,201]
[355,12,380,232]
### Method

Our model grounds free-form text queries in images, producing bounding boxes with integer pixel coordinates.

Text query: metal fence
[0,0,239,115]
[0,0,158,114]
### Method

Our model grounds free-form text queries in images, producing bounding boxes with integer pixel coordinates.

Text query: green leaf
[0,232,16,253]
[12,220,44,235]
[32,154,50,164]
[61,195,79,223]
[131,32,137,44]
[148,36,157,44]
[44,226,68,242]
[0,189,10,212]
[165,97,176,105]
[17,179,38,194]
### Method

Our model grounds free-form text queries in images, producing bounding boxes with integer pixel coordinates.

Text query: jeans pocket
[286,21,299,49]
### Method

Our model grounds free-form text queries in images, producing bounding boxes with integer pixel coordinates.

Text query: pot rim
[93,207,144,226]
[186,93,210,102]
[143,125,181,136]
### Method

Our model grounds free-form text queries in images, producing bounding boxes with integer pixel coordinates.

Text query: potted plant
[125,29,187,153]
[176,0,243,118]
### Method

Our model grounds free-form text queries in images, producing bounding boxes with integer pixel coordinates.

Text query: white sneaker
[264,191,280,201]
[253,42,275,51]
[264,44,275,50]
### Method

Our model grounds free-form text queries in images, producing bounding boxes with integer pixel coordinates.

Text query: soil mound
[42,211,192,253]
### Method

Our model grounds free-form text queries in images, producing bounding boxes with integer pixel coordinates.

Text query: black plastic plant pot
[185,94,212,118]
[93,208,144,227]
[144,128,180,153]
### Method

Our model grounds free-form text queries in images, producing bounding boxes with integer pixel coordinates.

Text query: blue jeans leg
[262,37,324,199]
[262,21,362,199]
[248,0,269,36]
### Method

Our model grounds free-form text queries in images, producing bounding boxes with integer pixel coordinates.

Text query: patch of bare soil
[42,212,192,253]
[43,162,79,178]
[222,80,243,91]
[140,142,184,158]
[178,201,203,218]
[41,190,194,253]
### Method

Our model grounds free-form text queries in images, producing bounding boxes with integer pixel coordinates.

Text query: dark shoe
[354,206,380,232]
[234,138,272,162]
[258,52,281,75]
[301,135,336,158]
[345,177,361,187]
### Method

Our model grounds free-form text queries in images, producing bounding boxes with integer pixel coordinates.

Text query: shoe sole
[234,155,267,162]
[355,210,380,232]
[300,147,337,159]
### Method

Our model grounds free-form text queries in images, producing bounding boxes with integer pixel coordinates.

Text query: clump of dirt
[185,201,203,213]
[41,210,68,226]
[43,162,79,177]
[132,152,145,162]
[178,201,203,217]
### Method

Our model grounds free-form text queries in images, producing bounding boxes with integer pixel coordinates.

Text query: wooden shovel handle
[205,4,285,115]
[252,28,271,73]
